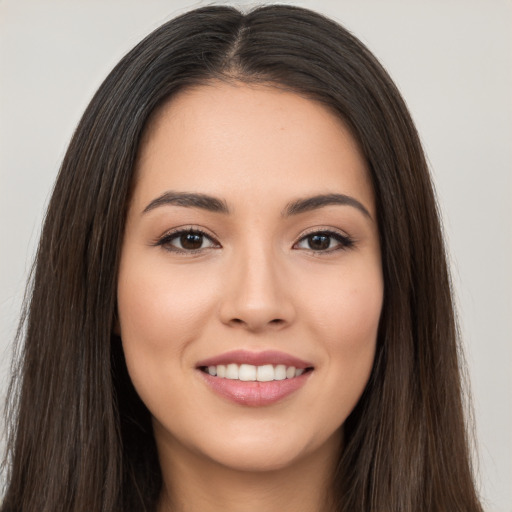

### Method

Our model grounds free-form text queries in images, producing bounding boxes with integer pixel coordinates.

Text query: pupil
[181,232,203,250]
[309,234,330,250]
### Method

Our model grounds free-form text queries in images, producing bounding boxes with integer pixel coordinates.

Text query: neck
[156,431,341,512]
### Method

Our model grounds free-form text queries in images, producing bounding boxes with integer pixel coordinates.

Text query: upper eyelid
[295,226,351,240]
[158,226,220,242]
[293,228,355,252]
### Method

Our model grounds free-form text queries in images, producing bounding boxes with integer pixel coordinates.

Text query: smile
[196,350,314,406]
[200,364,306,381]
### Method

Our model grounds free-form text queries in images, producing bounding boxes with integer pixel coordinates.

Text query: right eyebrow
[142,191,230,215]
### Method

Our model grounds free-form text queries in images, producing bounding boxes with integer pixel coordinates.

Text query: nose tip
[218,253,295,332]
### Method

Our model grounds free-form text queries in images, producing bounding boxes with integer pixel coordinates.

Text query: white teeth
[239,364,256,381]
[274,364,287,380]
[257,364,275,382]
[226,363,239,380]
[204,363,309,381]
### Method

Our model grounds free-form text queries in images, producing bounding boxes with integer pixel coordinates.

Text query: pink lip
[199,371,311,407]
[196,350,314,407]
[196,350,313,369]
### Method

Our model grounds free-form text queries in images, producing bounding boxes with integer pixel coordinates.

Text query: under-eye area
[199,364,315,381]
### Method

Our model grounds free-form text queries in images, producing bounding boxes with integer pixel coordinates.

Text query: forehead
[133,81,374,216]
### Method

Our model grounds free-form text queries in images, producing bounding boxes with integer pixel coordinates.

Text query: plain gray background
[1,1,511,510]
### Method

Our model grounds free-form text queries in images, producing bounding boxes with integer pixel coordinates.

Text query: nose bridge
[219,235,294,331]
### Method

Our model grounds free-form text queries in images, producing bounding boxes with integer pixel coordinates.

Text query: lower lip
[199,371,311,406]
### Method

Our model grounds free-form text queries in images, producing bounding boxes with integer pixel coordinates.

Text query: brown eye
[307,234,331,250]
[294,230,354,252]
[180,232,204,250]
[157,229,219,253]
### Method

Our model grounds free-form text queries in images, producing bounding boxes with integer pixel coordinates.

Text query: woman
[1,5,483,511]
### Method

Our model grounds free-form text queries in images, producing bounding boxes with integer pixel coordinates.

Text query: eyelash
[293,229,354,253]
[154,227,219,255]
[154,227,354,255]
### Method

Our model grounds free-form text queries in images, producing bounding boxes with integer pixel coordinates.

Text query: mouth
[199,363,313,381]
[196,350,314,406]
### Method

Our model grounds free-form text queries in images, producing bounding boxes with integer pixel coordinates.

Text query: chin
[209,443,303,473]
[189,426,342,474]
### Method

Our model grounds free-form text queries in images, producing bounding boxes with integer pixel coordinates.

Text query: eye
[294,230,354,252]
[156,228,220,253]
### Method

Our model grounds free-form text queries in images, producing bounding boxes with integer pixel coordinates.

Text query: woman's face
[117,82,383,473]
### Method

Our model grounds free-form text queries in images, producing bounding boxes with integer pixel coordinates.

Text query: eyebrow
[283,193,372,219]
[142,191,230,215]
[142,191,372,220]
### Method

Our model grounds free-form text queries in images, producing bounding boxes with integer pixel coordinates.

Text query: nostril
[228,317,285,328]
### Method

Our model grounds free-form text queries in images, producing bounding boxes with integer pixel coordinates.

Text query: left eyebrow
[283,193,372,220]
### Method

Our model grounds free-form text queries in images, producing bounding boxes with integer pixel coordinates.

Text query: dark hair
[2,5,482,511]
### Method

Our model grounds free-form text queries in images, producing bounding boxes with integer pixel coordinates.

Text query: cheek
[300,261,383,406]
[302,257,383,345]
[116,256,218,380]
[328,280,381,362]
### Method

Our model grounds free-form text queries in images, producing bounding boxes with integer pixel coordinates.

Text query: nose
[218,245,296,333]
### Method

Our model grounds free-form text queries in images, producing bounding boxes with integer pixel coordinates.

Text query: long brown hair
[2,5,482,511]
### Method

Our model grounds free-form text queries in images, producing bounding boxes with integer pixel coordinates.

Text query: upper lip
[196,350,313,369]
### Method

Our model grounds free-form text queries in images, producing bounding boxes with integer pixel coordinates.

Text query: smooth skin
[117,82,383,512]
